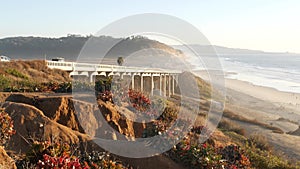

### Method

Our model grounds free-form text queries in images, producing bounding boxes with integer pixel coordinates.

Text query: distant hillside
[0,35,182,61]
[173,44,266,56]
[173,44,300,56]
[0,35,87,60]
[212,45,265,54]
[2,35,292,62]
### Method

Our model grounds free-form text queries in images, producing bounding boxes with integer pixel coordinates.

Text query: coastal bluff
[1,93,194,169]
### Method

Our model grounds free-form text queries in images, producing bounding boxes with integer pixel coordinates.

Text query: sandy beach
[223,78,300,161]
[226,79,300,112]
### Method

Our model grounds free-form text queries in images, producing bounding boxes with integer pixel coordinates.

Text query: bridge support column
[168,74,171,97]
[151,74,154,96]
[90,75,94,83]
[140,74,143,92]
[172,75,175,95]
[131,74,135,89]
[159,75,162,96]
[163,74,167,97]
[90,72,98,83]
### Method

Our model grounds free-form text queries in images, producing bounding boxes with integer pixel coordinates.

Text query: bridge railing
[46,60,181,74]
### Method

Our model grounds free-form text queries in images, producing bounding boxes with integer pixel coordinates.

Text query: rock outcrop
[5,93,142,139]
[0,92,235,169]
[0,146,16,169]
[1,101,91,153]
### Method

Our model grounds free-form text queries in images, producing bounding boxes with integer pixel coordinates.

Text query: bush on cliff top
[0,108,16,146]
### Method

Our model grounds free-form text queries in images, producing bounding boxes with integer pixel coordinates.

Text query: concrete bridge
[46,60,181,97]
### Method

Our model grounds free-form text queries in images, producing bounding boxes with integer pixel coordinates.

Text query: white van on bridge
[0,55,11,62]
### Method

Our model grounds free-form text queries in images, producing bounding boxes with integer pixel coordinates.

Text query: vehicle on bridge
[51,57,65,62]
[0,55,11,62]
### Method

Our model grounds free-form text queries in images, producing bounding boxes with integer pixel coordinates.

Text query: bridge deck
[46,60,181,74]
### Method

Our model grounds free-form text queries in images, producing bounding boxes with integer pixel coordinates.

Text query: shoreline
[225,77,300,131]
[195,70,300,115]
[222,77,300,160]
[225,78,300,109]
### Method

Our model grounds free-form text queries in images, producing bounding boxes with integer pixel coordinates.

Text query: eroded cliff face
[4,93,140,139]
[0,92,234,169]
[2,93,145,152]
[2,93,232,148]
[5,94,85,132]
[1,101,91,153]
[0,146,16,169]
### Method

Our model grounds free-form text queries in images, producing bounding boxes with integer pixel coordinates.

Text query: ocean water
[217,54,300,94]
[174,45,300,94]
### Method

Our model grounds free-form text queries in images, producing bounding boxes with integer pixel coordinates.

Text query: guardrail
[46,60,181,74]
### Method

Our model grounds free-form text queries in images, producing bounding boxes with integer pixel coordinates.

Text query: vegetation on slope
[0,60,70,92]
[0,35,182,60]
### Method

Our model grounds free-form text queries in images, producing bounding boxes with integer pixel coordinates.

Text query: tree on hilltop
[117,56,124,66]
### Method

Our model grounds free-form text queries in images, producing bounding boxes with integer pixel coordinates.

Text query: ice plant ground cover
[17,140,131,169]
[165,127,251,169]
[0,108,16,146]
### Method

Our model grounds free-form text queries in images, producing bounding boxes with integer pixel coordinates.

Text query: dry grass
[223,109,284,134]
[0,60,70,84]
[218,119,246,136]
[248,134,273,151]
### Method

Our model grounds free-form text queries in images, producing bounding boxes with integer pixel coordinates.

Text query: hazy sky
[1,0,300,53]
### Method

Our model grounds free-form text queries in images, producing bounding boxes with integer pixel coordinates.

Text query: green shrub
[218,119,246,136]
[0,108,16,146]
[151,97,166,113]
[0,75,11,90]
[248,134,272,151]
[168,133,251,169]
[72,81,94,92]
[160,106,178,124]
[17,140,130,169]
[245,145,295,169]
[5,68,28,79]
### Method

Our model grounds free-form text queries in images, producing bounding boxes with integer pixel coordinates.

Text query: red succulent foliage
[36,154,87,169]
[168,129,252,169]
[127,89,151,112]
[17,140,130,169]
[98,90,113,102]
[0,108,16,146]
